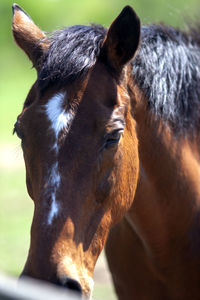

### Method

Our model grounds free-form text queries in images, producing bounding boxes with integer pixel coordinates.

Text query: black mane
[132,25,200,132]
[39,23,200,132]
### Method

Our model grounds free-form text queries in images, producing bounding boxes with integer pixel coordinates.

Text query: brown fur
[12,4,200,300]
[12,5,140,295]
[106,83,200,300]
[12,5,48,67]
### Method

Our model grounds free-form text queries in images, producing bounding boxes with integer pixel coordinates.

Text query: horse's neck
[128,97,200,262]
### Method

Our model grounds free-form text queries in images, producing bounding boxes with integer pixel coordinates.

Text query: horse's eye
[105,129,123,148]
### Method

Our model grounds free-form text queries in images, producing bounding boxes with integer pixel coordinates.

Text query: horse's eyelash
[13,126,17,135]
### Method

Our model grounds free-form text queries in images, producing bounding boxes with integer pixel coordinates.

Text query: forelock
[38,25,107,91]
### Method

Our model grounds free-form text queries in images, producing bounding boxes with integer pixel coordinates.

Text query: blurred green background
[0,0,199,299]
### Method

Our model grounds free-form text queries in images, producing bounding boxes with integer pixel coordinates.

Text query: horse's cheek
[109,134,139,224]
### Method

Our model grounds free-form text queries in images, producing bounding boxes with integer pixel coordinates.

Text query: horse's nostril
[65,277,82,294]
[57,276,82,294]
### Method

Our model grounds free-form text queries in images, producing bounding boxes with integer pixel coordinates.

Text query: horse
[12,3,200,300]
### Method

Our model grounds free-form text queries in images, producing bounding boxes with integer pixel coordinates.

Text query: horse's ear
[12,4,49,68]
[101,6,140,73]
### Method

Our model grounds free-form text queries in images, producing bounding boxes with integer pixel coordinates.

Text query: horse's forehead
[37,87,102,225]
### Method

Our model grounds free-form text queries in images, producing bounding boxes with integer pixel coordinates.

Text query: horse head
[12,4,140,297]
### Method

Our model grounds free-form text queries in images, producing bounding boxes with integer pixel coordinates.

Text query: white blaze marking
[47,193,59,225]
[46,93,73,139]
[46,162,61,225]
[45,92,74,225]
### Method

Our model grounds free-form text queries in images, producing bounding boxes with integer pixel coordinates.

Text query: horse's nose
[57,276,82,295]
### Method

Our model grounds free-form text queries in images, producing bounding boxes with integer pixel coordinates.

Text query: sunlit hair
[132,24,200,132]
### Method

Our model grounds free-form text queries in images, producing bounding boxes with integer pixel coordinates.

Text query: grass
[0,148,33,275]
[0,48,36,143]
[93,284,116,300]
